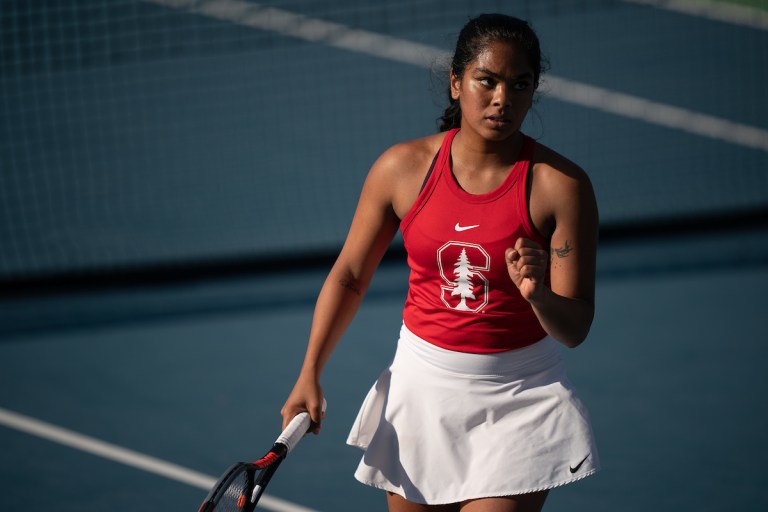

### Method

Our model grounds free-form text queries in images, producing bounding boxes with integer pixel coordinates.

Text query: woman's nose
[492,84,511,107]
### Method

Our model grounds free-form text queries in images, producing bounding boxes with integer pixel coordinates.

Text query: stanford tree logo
[437,242,490,312]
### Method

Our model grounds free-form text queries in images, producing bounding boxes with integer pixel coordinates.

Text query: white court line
[146,0,768,153]
[622,0,768,31]
[150,0,440,67]
[0,406,319,512]
[544,76,768,150]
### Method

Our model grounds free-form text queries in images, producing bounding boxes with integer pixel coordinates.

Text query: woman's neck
[451,129,524,173]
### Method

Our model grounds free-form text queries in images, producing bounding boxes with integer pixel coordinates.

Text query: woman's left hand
[505,237,548,302]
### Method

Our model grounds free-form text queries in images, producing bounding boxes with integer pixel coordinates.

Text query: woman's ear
[450,70,461,100]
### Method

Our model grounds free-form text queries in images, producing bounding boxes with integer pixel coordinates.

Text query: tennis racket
[198,399,326,512]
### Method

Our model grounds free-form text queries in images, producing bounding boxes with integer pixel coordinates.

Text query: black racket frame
[198,443,288,512]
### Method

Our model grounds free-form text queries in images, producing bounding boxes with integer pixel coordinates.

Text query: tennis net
[1,0,766,285]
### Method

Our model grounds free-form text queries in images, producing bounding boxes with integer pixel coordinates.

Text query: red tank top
[400,128,548,353]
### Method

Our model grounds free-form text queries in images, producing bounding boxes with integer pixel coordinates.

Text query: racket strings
[201,466,258,512]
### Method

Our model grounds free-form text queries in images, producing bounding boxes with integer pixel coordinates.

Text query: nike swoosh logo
[454,223,480,232]
[569,454,590,473]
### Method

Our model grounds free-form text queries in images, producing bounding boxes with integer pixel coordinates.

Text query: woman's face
[451,40,535,142]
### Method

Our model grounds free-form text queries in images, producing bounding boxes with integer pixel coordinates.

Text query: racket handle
[276,398,326,454]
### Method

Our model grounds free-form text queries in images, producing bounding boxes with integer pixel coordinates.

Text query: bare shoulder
[368,132,445,218]
[372,133,443,177]
[532,142,593,189]
[530,142,598,236]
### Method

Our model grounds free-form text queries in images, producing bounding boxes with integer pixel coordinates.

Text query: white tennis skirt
[346,323,599,504]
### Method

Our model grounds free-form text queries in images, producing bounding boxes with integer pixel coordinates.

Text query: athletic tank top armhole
[419,152,440,194]
[519,136,549,249]
[400,129,459,235]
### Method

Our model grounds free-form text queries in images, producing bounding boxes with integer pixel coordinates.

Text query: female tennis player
[281,13,599,512]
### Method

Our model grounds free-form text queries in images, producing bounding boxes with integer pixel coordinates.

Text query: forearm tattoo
[339,272,362,296]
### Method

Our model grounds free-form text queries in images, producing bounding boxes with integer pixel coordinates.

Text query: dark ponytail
[439,100,462,132]
[438,14,546,132]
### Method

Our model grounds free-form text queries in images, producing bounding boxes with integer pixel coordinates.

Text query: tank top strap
[400,129,459,234]
[515,134,535,180]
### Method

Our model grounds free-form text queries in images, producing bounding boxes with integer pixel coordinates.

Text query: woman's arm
[506,153,599,348]
[280,146,409,431]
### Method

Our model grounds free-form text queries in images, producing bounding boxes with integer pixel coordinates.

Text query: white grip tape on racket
[276,398,326,454]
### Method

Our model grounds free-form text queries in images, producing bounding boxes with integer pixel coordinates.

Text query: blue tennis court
[1,1,767,511]
[2,241,768,511]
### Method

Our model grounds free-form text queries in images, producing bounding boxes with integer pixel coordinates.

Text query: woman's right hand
[280,373,325,435]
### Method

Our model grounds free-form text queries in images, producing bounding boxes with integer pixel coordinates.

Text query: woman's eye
[513,81,532,91]
[478,77,494,87]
